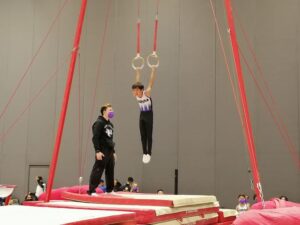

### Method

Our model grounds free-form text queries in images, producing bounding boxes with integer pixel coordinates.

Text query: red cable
[137,21,141,54]
[0,57,68,142]
[153,17,158,52]
[210,1,258,189]
[136,0,141,54]
[233,6,286,137]
[77,54,82,178]
[224,0,262,202]
[233,7,277,107]
[153,0,160,52]
[0,0,69,123]
[240,49,300,169]
[137,0,141,18]
[209,0,245,133]
[210,0,254,179]
[232,4,300,169]
[156,0,160,15]
[81,0,112,176]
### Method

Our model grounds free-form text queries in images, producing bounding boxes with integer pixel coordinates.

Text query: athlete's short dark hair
[100,103,112,115]
[127,177,134,183]
[237,194,246,199]
[131,82,144,90]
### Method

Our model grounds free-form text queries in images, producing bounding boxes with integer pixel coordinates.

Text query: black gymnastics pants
[88,150,114,193]
[139,111,153,155]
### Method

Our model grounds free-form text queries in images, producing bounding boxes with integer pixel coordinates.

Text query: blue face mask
[108,111,114,119]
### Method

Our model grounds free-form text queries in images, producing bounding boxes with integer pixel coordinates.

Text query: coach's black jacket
[92,116,115,154]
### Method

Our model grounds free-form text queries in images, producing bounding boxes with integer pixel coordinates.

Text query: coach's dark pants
[88,150,114,193]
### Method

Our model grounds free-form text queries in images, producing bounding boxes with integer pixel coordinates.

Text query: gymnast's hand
[96,152,105,160]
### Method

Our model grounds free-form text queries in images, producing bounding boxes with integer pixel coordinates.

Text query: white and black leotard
[136,92,153,155]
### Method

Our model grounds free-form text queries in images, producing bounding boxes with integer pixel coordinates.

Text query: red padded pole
[45,0,87,202]
[224,0,263,202]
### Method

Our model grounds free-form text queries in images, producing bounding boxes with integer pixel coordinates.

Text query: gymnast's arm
[145,67,156,97]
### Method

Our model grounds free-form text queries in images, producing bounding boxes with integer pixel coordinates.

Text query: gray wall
[0,0,299,208]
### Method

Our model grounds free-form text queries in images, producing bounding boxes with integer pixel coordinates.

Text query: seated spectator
[236,194,249,214]
[98,179,106,192]
[131,182,139,193]
[0,197,5,206]
[279,195,288,201]
[121,177,134,192]
[113,179,122,192]
[8,197,20,205]
[24,192,38,202]
[157,189,164,194]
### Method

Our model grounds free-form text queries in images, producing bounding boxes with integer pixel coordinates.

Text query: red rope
[209,0,245,131]
[137,0,141,19]
[81,0,112,176]
[224,0,263,202]
[210,0,259,187]
[233,6,286,138]
[0,0,69,123]
[209,0,255,181]
[136,0,141,55]
[239,49,300,169]
[136,0,159,54]
[232,4,300,169]
[77,53,82,178]
[153,17,158,52]
[156,0,160,15]
[233,7,277,108]
[0,57,69,142]
[153,0,160,52]
[137,21,141,54]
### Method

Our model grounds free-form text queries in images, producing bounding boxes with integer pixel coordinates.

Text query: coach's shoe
[87,190,96,196]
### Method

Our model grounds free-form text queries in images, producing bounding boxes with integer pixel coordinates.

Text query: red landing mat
[150,212,219,225]
[214,222,234,225]
[27,200,220,224]
[62,192,217,207]
[217,209,237,223]
[0,205,136,225]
